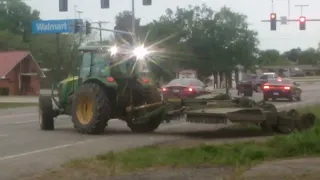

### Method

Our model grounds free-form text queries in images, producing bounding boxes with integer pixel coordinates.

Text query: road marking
[10,120,38,124]
[0,139,95,161]
[1,113,36,119]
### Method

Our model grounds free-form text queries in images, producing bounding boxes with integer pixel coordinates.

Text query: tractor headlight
[109,45,118,56]
[133,45,148,60]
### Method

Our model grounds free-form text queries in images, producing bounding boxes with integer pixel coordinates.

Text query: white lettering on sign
[35,22,68,31]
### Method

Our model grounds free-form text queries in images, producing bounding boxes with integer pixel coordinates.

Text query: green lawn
[62,105,320,176]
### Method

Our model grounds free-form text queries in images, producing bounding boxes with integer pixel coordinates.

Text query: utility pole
[91,21,110,41]
[74,5,78,19]
[288,0,290,19]
[76,10,83,42]
[295,4,309,15]
[131,0,135,36]
[76,10,83,19]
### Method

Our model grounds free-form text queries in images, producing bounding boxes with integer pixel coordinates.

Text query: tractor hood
[59,76,79,85]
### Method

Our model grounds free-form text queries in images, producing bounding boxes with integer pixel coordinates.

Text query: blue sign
[32,19,81,34]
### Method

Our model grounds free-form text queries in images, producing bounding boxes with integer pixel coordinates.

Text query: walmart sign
[32,19,80,34]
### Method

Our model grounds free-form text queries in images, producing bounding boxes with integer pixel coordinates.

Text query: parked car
[237,74,269,94]
[162,78,208,99]
[262,78,302,102]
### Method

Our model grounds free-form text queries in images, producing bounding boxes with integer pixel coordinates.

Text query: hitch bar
[126,102,165,112]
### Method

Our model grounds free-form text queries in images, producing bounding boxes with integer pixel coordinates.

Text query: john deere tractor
[39,43,166,134]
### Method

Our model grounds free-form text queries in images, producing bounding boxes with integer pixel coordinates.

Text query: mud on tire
[127,86,164,133]
[39,95,54,130]
[72,83,110,134]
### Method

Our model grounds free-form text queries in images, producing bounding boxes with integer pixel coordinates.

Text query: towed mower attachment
[163,95,317,133]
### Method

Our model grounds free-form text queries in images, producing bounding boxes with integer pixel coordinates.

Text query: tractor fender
[83,77,118,88]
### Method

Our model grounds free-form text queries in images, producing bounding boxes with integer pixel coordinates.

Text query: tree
[284,48,301,62]
[297,48,319,65]
[0,0,96,84]
[0,0,40,41]
[136,4,260,80]
[114,11,141,44]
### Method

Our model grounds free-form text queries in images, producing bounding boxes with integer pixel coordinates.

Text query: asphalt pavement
[0,83,320,180]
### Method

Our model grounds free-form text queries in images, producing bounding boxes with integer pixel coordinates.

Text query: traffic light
[270,13,277,31]
[59,0,68,12]
[74,19,82,33]
[299,16,306,30]
[143,0,152,5]
[85,21,91,34]
[101,0,110,8]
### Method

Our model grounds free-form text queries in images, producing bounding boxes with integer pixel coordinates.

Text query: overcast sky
[26,0,320,52]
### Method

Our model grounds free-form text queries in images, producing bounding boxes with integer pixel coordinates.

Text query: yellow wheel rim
[76,96,94,125]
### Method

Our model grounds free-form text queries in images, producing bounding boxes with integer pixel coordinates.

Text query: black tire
[272,109,299,134]
[72,83,110,134]
[39,95,54,130]
[127,86,164,133]
[296,113,315,131]
[296,95,301,101]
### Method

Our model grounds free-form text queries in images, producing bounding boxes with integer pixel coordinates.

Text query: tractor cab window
[79,52,91,78]
[91,52,110,77]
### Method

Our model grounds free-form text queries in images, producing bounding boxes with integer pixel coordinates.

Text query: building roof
[0,51,45,78]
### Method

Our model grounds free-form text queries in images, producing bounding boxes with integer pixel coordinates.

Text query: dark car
[262,78,301,101]
[237,74,269,94]
[162,78,207,99]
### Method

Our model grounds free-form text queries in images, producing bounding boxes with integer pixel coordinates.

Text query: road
[0,83,319,180]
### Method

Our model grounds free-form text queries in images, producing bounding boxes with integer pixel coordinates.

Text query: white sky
[25,0,320,52]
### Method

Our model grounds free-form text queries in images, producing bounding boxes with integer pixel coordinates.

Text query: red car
[162,78,208,99]
[262,78,302,101]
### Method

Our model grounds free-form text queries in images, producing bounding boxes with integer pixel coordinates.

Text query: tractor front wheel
[127,87,164,133]
[39,95,54,130]
[72,83,110,134]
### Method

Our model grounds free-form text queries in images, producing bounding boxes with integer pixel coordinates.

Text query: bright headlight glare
[109,45,118,55]
[133,46,148,59]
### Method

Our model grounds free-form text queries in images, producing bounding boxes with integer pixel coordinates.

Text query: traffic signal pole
[91,21,110,41]
[295,4,308,15]
[261,4,320,31]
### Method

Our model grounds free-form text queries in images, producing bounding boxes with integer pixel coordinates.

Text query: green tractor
[39,43,166,134]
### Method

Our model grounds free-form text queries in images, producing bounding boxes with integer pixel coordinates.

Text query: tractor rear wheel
[127,86,164,133]
[39,95,54,130]
[72,83,110,134]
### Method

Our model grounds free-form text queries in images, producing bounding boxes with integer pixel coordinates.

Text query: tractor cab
[77,44,151,85]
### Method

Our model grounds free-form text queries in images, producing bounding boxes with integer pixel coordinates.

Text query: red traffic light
[299,16,306,22]
[270,13,276,19]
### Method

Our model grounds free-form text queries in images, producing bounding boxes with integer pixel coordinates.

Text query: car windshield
[264,74,275,78]
[167,79,204,86]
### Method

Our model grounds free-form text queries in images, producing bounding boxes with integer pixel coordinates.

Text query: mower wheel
[39,95,54,130]
[127,87,164,133]
[72,83,110,134]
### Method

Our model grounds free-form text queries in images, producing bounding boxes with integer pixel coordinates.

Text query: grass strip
[62,105,320,175]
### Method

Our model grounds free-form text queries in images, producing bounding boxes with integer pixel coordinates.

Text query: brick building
[0,51,45,96]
